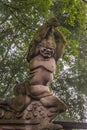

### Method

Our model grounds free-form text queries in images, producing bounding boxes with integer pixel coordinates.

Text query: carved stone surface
[0,97,66,121]
[0,18,67,130]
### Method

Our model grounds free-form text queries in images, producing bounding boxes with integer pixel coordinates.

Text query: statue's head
[27,18,66,62]
[37,35,56,58]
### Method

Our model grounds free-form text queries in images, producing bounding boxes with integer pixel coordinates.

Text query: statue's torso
[30,56,56,73]
[29,56,56,86]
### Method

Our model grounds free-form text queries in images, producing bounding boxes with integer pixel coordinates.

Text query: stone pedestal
[0,96,66,130]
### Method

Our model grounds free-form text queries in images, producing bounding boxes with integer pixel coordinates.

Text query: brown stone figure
[0,18,67,130]
[27,18,67,109]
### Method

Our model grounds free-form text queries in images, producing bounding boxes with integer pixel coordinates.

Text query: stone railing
[0,120,87,130]
[53,121,87,130]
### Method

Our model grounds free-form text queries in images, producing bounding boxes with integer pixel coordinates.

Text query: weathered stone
[0,18,67,130]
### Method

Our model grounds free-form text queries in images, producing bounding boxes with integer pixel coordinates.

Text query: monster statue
[0,18,67,130]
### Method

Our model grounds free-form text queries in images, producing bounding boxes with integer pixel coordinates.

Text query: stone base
[0,95,67,130]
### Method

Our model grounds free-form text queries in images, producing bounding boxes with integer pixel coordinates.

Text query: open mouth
[43,52,52,57]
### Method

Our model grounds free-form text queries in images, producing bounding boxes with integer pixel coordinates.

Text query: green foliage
[51,0,86,29]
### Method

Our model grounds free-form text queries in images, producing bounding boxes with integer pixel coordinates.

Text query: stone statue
[0,18,67,130]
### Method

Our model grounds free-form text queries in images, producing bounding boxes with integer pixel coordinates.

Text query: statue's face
[39,38,56,58]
